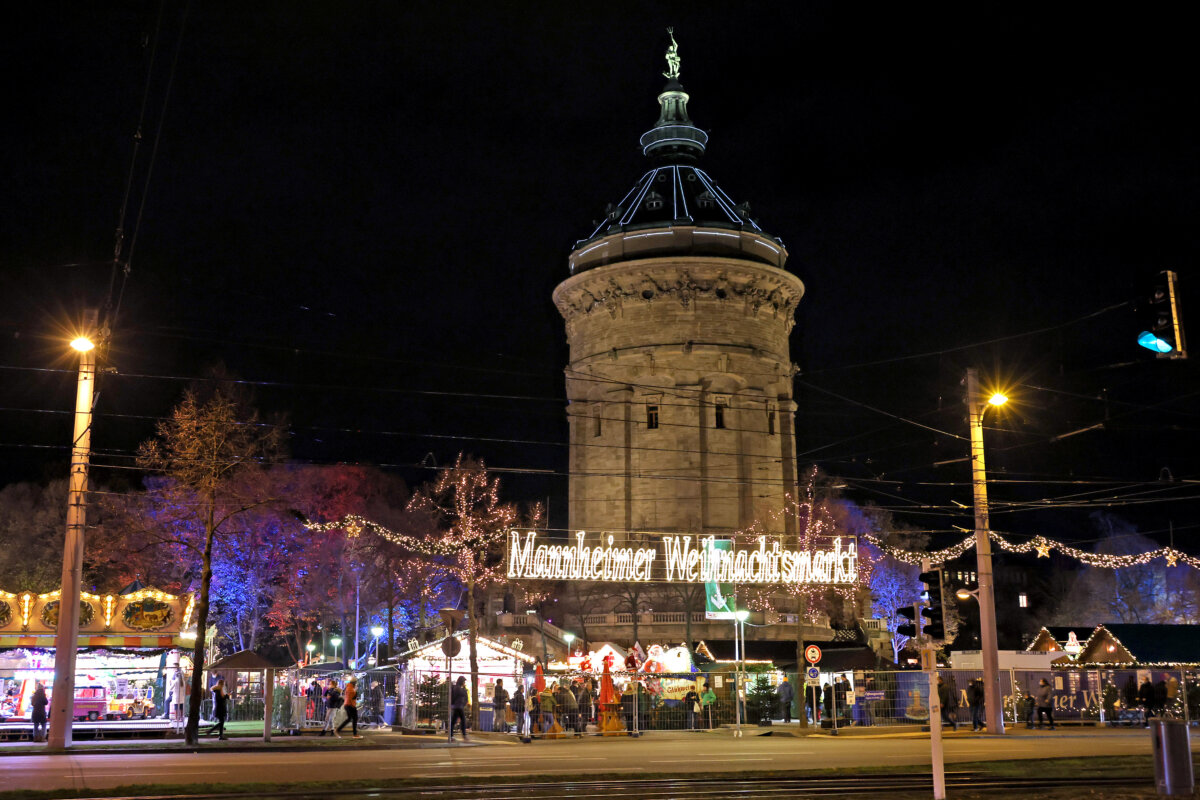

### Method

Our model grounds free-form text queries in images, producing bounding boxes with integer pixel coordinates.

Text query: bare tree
[137,386,281,745]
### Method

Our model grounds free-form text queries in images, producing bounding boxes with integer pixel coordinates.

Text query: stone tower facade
[553,60,805,545]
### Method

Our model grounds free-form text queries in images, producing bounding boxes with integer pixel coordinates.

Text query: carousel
[0,583,195,732]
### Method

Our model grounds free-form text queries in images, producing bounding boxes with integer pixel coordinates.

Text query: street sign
[804,644,822,664]
[805,666,820,686]
[441,637,462,657]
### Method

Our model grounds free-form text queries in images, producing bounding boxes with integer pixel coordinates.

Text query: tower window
[646,404,659,430]
[767,405,776,436]
[644,191,664,211]
[592,407,602,437]
[1018,592,1028,609]
[714,403,726,430]
[696,190,716,210]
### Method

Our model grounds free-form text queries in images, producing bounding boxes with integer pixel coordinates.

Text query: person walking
[320,679,342,736]
[777,677,795,723]
[492,679,509,733]
[967,678,985,731]
[684,685,700,730]
[701,682,717,729]
[822,682,833,726]
[936,676,955,731]
[560,680,580,734]
[1035,678,1055,729]
[450,676,469,741]
[207,678,229,740]
[511,684,526,736]
[336,678,361,738]
[30,681,48,742]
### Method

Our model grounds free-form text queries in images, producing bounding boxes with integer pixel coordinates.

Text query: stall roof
[207,650,288,670]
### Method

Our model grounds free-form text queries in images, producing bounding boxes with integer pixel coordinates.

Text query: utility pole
[48,309,99,749]
[966,367,1005,735]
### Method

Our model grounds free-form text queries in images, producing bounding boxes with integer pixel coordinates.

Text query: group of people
[304,677,365,738]
[936,675,988,731]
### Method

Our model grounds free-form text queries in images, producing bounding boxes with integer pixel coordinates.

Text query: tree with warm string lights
[402,455,517,729]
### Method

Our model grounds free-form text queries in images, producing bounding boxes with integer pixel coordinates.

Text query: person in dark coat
[30,682,48,742]
[822,682,834,724]
[576,680,594,730]
[492,679,509,733]
[510,685,526,735]
[1138,676,1155,725]
[937,676,957,731]
[777,677,795,723]
[207,678,229,740]
[1034,678,1055,729]
[1153,677,1169,718]
[967,678,985,731]
[450,676,468,741]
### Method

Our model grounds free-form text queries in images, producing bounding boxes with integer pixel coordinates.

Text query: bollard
[1152,718,1194,797]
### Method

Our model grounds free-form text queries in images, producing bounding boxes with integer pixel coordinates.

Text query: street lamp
[305,642,316,664]
[562,632,575,656]
[48,311,99,750]
[966,367,1007,735]
[331,637,343,663]
[370,626,385,666]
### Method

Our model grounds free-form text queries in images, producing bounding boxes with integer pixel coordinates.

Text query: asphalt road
[3,729,1166,794]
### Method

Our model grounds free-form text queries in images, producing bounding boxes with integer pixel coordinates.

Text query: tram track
[69,772,1154,800]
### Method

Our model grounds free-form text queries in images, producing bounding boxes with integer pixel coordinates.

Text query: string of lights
[863,530,1200,571]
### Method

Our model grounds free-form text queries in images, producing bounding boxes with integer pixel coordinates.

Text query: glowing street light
[966,368,1008,735]
[370,626,384,639]
[48,310,99,750]
[331,637,343,662]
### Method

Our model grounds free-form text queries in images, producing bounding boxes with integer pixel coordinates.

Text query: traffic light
[896,604,920,638]
[1138,270,1187,359]
[919,569,946,640]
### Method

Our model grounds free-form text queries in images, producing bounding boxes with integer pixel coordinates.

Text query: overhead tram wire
[107,0,192,332]
[104,0,163,326]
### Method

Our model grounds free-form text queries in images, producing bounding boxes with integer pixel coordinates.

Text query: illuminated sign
[506,531,857,585]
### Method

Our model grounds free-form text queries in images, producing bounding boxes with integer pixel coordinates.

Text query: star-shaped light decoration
[344,518,363,539]
[1165,550,1178,567]
[1034,540,1052,558]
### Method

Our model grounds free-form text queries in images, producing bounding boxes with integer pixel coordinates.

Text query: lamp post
[331,637,343,664]
[562,631,575,659]
[48,311,99,750]
[305,642,316,664]
[966,367,1007,735]
[734,608,749,738]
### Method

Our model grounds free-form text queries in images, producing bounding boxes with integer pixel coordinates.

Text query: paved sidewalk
[0,727,497,756]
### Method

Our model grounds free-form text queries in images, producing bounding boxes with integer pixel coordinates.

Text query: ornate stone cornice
[554,256,805,333]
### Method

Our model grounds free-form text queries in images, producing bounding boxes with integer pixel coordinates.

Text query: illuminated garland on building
[863,530,1200,571]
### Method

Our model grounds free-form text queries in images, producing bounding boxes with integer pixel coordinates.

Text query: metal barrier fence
[387,666,1200,736]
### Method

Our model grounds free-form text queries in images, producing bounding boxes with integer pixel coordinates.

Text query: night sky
[3,3,1197,554]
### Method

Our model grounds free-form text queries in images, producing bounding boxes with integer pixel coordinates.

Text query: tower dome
[570,30,787,276]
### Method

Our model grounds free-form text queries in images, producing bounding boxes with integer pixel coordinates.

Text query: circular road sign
[441,637,462,657]
[804,644,822,664]
[805,666,820,681]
